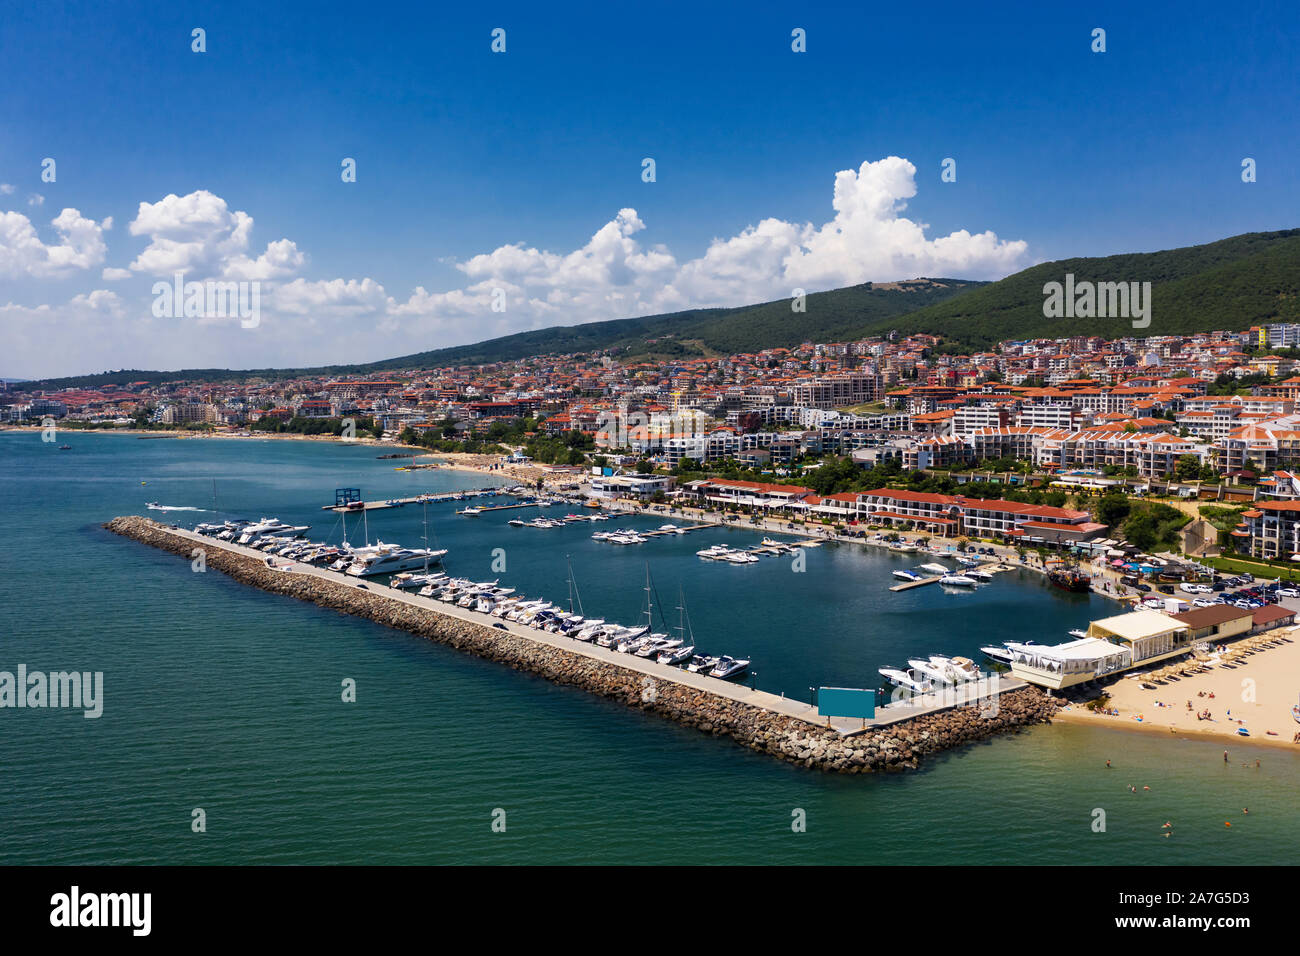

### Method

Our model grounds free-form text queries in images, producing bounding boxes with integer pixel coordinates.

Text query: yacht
[931,655,980,682]
[980,644,1015,664]
[237,518,309,543]
[892,569,923,582]
[908,658,957,684]
[939,574,978,587]
[723,551,758,564]
[457,506,484,516]
[658,524,684,533]
[697,545,731,560]
[878,667,934,694]
[686,654,720,674]
[919,563,949,575]
[345,543,447,577]
[708,656,750,680]
[390,571,449,590]
[965,569,994,581]
[658,644,695,666]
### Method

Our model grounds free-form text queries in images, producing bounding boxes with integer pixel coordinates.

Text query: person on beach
[1224,750,1229,763]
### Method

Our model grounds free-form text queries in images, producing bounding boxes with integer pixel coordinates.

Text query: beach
[1055,627,1300,751]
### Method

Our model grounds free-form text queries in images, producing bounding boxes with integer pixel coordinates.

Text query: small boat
[457,507,483,516]
[965,569,994,581]
[709,656,750,680]
[58,443,72,450]
[658,644,695,666]
[919,563,949,574]
[1068,628,1088,639]
[892,569,923,582]
[980,645,1014,664]
[878,667,933,695]
[508,519,526,527]
[939,574,977,587]
[686,654,720,673]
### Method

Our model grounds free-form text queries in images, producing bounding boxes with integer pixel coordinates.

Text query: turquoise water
[1,431,1296,864]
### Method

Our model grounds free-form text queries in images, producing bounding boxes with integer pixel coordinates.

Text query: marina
[132,515,1043,736]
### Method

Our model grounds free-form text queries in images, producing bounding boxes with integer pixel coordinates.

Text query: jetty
[106,515,1062,772]
[889,575,943,592]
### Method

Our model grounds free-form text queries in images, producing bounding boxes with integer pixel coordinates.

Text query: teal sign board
[816,687,875,719]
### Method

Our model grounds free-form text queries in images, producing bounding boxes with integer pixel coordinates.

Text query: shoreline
[2,426,557,486]
[1052,706,1300,753]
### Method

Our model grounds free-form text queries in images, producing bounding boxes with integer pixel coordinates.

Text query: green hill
[880,229,1300,350]
[25,279,980,387]
[22,228,1300,389]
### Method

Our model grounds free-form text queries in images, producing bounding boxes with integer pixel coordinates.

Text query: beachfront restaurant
[1007,638,1132,690]
[1008,610,1192,690]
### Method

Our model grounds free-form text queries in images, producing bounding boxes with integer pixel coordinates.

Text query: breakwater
[105,515,1064,772]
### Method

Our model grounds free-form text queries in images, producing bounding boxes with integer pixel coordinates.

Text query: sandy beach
[1054,628,1300,751]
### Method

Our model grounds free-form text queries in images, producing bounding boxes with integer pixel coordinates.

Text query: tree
[1122,510,1159,551]
[1174,454,1202,482]
[1096,491,1131,528]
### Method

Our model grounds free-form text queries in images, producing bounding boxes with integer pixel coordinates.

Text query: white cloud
[0,184,14,195]
[2,158,1030,375]
[386,157,1028,335]
[0,207,111,278]
[127,190,305,280]
[28,193,44,207]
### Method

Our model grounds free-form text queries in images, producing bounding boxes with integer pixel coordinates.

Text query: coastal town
[16,322,1300,752]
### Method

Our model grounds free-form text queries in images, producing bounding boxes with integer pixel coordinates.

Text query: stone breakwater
[106,516,1064,772]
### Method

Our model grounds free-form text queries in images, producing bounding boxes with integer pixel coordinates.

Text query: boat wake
[146,503,206,512]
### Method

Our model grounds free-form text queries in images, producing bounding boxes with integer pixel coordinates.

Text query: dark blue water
[1,431,1295,864]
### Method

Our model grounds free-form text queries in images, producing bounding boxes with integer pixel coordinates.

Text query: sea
[1,431,1295,864]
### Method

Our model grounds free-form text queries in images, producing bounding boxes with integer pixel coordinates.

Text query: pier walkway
[162,523,1026,736]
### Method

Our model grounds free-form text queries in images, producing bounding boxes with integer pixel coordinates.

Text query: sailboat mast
[422,500,430,573]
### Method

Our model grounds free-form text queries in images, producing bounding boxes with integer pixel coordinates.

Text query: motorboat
[980,645,1014,664]
[686,654,720,673]
[935,655,980,682]
[709,656,750,680]
[939,574,978,587]
[658,644,695,666]
[237,518,310,543]
[965,569,994,581]
[878,667,934,694]
[892,569,923,582]
[919,563,949,574]
[345,543,447,577]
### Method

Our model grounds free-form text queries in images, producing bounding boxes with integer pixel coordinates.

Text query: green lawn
[1205,554,1300,582]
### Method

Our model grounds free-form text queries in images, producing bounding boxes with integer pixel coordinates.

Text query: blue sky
[1,0,1296,376]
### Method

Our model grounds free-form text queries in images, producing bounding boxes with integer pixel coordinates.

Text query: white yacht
[345,543,447,577]
[919,563,949,575]
[879,667,934,694]
[237,518,309,543]
[939,574,978,587]
[892,569,923,582]
[708,656,750,680]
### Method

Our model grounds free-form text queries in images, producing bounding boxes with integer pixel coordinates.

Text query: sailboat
[658,585,696,665]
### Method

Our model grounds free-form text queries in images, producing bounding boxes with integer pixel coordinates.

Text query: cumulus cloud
[127,190,305,280]
[0,207,112,278]
[385,157,1028,335]
[3,159,1030,375]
